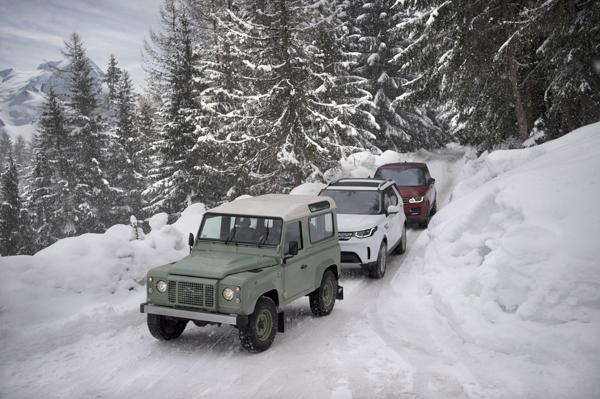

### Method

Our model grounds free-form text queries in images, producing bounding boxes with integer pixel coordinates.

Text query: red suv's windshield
[374,168,426,186]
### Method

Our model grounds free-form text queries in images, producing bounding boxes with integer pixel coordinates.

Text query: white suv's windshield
[321,190,381,215]
[375,168,426,186]
[199,214,282,246]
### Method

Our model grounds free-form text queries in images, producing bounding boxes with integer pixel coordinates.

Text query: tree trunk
[508,47,529,141]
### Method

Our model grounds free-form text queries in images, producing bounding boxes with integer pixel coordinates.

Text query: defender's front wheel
[239,297,278,352]
[147,314,187,340]
[309,270,337,316]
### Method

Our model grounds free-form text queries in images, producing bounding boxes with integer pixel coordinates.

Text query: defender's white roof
[209,194,336,221]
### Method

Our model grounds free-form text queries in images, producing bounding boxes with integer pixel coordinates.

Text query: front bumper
[140,303,238,326]
[338,231,385,268]
[404,203,427,221]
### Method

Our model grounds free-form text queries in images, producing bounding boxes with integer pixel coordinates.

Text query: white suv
[319,179,407,278]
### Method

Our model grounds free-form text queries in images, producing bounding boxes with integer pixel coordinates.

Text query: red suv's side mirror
[428,178,436,185]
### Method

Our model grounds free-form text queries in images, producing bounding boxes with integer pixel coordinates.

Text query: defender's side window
[284,221,303,255]
[309,213,334,243]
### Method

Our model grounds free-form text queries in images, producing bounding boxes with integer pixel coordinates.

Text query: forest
[0,0,598,255]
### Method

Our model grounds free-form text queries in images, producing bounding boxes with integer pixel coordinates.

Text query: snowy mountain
[0,59,105,141]
[1,122,599,398]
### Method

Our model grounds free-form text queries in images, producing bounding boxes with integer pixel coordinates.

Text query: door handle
[301,264,308,270]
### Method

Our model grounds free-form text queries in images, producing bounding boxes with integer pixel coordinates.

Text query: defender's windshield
[375,168,426,186]
[198,213,282,246]
[321,190,381,215]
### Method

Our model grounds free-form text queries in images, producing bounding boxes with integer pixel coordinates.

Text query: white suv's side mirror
[387,205,400,214]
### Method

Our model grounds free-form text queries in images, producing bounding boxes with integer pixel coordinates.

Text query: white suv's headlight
[355,227,377,238]
[409,196,424,204]
[156,280,167,293]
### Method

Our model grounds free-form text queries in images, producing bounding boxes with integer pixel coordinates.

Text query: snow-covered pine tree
[184,0,264,203]
[110,69,145,219]
[29,90,76,249]
[144,5,202,213]
[228,0,378,192]
[13,135,30,180]
[62,33,112,233]
[519,0,600,140]
[135,95,158,173]
[104,53,122,111]
[0,157,22,256]
[343,0,446,151]
[393,0,600,148]
[0,131,12,173]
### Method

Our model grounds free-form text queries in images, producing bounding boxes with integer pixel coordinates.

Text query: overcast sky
[0,0,163,88]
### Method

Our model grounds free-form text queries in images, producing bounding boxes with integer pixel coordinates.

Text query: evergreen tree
[144,5,202,213]
[110,70,145,218]
[62,33,111,232]
[226,0,378,192]
[0,131,12,173]
[0,157,21,256]
[29,90,76,249]
[13,135,30,180]
[393,0,600,148]
[104,53,122,110]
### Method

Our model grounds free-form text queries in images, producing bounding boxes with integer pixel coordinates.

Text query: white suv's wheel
[369,241,387,279]
[394,224,407,254]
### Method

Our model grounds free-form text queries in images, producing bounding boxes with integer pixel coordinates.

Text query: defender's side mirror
[288,241,299,256]
[387,205,400,214]
[188,233,195,251]
[429,178,436,185]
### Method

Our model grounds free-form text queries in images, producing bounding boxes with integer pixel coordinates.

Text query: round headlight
[223,288,235,301]
[156,280,167,293]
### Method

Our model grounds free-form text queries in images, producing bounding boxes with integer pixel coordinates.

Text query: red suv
[373,162,437,227]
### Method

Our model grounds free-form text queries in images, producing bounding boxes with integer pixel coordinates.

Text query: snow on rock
[384,122,600,397]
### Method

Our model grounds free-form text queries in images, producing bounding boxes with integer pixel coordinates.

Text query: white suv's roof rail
[323,178,395,191]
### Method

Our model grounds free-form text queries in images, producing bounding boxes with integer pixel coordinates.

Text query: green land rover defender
[140,194,343,352]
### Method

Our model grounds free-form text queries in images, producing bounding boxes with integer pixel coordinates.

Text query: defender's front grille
[402,198,409,205]
[167,280,215,308]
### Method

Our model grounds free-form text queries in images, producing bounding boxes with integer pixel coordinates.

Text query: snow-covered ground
[1,124,599,398]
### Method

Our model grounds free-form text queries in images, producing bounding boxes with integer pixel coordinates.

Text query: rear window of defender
[309,212,334,243]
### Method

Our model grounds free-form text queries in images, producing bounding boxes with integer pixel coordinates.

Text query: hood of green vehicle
[167,249,277,280]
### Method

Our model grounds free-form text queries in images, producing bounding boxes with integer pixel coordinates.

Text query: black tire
[309,270,338,316]
[147,314,187,340]
[369,241,387,279]
[419,202,431,228]
[430,200,437,216]
[239,297,278,352]
[394,224,407,254]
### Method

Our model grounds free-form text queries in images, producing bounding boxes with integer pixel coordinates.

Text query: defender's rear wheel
[147,314,187,340]
[309,270,337,316]
[394,224,407,254]
[239,297,278,352]
[369,242,387,279]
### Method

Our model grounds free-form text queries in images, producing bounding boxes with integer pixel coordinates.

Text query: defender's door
[282,220,308,301]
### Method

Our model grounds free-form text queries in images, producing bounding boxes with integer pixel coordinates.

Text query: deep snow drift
[1,124,599,399]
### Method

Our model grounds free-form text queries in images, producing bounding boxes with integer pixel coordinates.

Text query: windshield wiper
[224,227,237,245]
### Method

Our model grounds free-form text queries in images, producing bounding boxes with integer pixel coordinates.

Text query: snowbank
[0,204,206,331]
[387,122,600,397]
